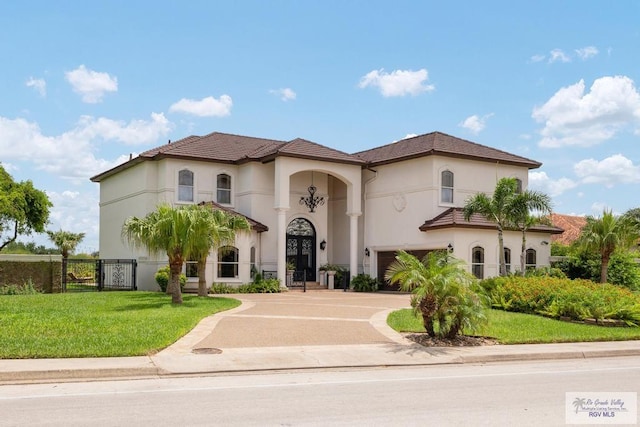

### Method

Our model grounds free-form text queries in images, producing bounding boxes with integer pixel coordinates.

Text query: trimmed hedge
[480,276,640,326]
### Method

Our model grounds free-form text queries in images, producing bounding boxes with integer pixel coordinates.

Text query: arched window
[178,169,194,202]
[503,248,511,273]
[471,246,484,279]
[218,246,239,278]
[250,246,256,278]
[217,173,231,204]
[515,178,523,194]
[441,170,454,204]
[526,248,537,270]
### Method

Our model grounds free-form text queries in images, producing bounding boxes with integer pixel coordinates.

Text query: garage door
[377,249,431,291]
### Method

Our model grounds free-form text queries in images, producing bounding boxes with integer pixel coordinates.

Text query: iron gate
[63,259,137,292]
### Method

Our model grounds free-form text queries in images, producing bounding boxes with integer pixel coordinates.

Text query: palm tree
[578,209,639,283]
[122,204,197,304]
[463,177,552,276]
[46,229,85,259]
[188,206,250,297]
[463,177,519,276]
[509,191,553,275]
[385,250,485,338]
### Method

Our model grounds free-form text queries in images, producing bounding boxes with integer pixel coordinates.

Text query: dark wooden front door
[286,218,316,281]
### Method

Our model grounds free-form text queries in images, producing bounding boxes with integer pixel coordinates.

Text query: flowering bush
[479,276,640,326]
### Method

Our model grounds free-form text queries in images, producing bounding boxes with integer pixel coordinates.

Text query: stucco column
[276,208,288,288]
[349,212,360,284]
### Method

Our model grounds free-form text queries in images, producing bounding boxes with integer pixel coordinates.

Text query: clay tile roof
[198,201,268,233]
[419,208,563,234]
[355,131,541,169]
[268,138,364,165]
[140,132,284,163]
[549,213,586,245]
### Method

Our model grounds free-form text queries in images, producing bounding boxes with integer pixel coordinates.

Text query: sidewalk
[2,291,640,383]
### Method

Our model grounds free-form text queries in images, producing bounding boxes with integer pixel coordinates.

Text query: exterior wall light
[320,240,327,250]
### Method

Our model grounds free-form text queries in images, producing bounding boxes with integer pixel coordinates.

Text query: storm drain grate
[192,348,222,354]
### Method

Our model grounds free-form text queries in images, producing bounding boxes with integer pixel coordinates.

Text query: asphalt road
[1,357,639,426]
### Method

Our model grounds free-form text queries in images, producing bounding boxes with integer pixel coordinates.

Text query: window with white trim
[250,246,256,279]
[515,178,523,194]
[178,169,194,202]
[441,170,454,204]
[218,246,239,278]
[504,247,511,274]
[217,173,231,205]
[471,246,484,279]
[526,248,537,270]
[185,258,198,279]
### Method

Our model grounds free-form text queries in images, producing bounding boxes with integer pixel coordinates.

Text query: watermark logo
[566,392,637,424]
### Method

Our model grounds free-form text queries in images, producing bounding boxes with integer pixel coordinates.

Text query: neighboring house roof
[419,208,564,234]
[199,201,269,233]
[354,131,541,169]
[549,213,586,245]
[90,130,541,182]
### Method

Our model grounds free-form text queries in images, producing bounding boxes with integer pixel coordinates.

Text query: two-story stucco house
[90,131,561,291]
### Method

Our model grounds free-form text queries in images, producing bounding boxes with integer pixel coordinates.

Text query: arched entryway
[286,218,316,281]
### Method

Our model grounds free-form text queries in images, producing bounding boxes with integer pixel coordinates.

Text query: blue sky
[1,1,639,253]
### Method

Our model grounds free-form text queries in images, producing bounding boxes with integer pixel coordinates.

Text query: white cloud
[169,95,233,117]
[575,46,599,60]
[528,171,578,197]
[459,113,494,134]
[46,189,100,253]
[590,202,611,214]
[0,113,172,181]
[358,68,434,97]
[65,65,118,103]
[530,54,546,63]
[574,154,640,187]
[26,77,46,97]
[269,88,296,101]
[532,75,640,148]
[549,49,571,63]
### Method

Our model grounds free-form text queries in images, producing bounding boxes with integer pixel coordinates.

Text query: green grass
[388,308,640,344]
[0,292,240,358]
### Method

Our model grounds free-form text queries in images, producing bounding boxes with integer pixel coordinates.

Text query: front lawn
[0,292,240,358]
[388,308,640,344]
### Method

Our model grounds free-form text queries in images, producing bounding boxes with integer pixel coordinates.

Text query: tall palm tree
[578,209,639,283]
[188,206,250,297]
[46,229,85,259]
[122,204,197,304]
[463,177,518,276]
[385,250,484,338]
[509,191,553,275]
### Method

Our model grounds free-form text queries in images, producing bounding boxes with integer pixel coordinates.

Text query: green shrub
[154,266,186,293]
[0,280,41,295]
[553,249,640,291]
[210,278,282,294]
[350,273,378,292]
[209,283,237,294]
[479,276,640,326]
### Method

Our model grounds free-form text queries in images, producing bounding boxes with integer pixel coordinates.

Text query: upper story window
[441,170,454,204]
[178,169,194,202]
[217,173,231,205]
[471,246,484,279]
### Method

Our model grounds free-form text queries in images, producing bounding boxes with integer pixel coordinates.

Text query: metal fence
[63,259,137,292]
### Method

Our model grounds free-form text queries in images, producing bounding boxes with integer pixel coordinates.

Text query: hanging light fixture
[299,172,325,213]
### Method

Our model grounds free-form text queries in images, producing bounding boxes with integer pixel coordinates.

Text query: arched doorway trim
[286,218,316,281]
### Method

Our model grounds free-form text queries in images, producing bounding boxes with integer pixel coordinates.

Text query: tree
[509,190,552,274]
[0,165,52,251]
[46,230,86,259]
[122,204,199,304]
[463,177,551,276]
[187,206,250,297]
[578,209,639,283]
[385,250,486,338]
